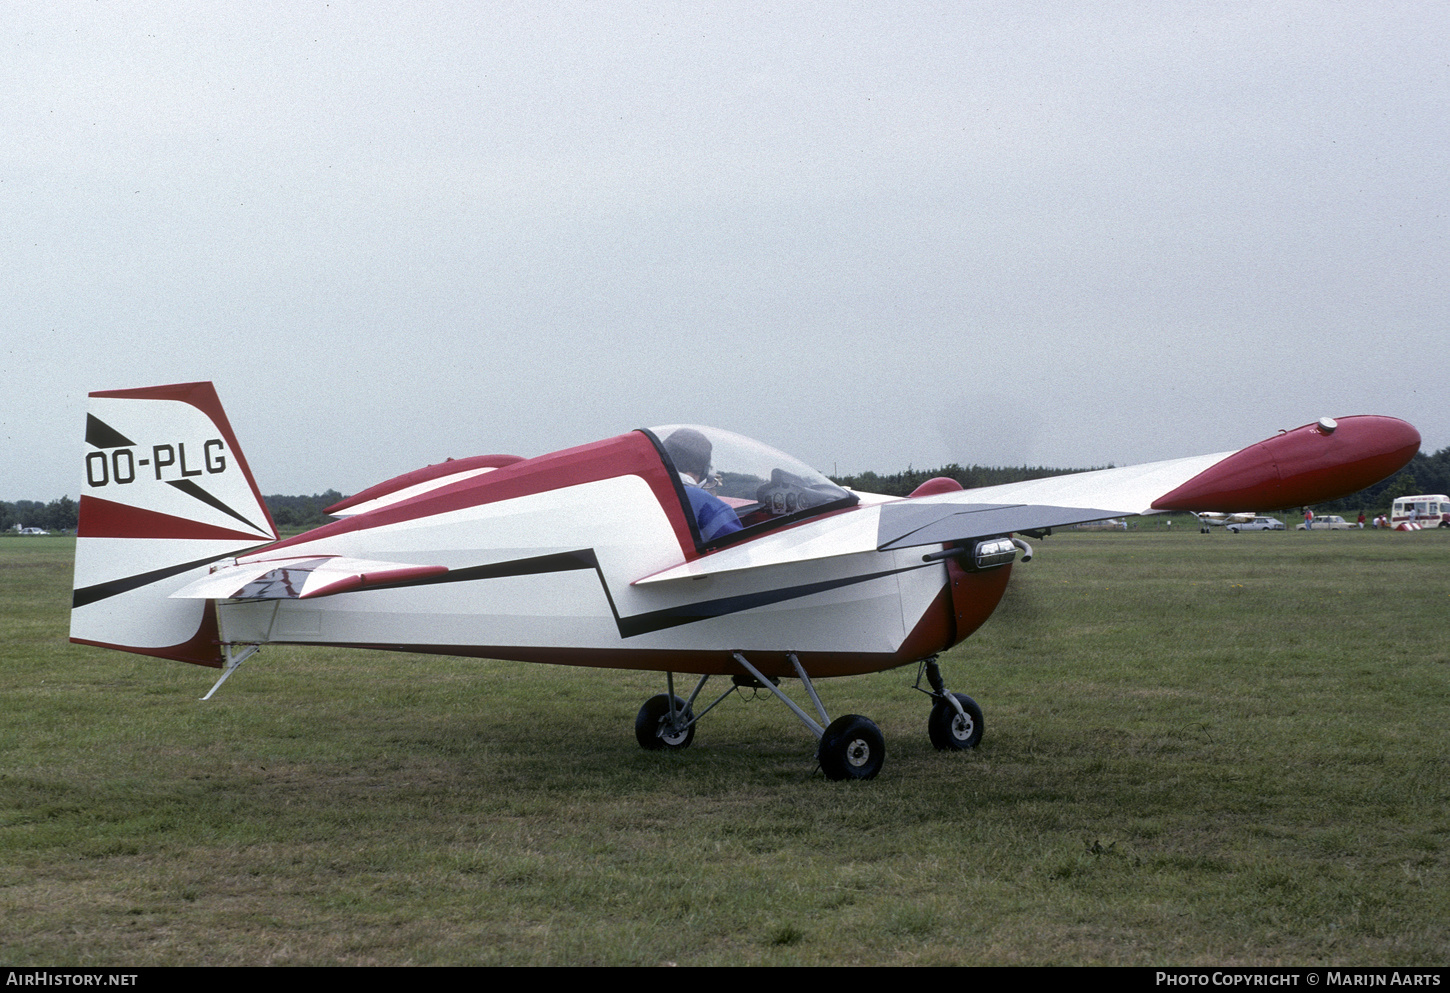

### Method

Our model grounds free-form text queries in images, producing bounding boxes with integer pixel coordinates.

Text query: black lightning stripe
[350,549,931,639]
[611,567,916,637]
[165,478,269,536]
[85,415,136,450]
[72,549,262,609]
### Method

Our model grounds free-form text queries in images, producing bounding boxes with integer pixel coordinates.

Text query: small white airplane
[71,383,1420,779]
[1194,512,1255,532]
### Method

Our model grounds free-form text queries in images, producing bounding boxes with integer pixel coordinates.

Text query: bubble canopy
[643,425,858,548]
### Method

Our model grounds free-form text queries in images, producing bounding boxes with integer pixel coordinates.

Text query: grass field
[1,530,1446,965]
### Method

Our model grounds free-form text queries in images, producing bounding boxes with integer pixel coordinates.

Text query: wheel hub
[846,738,871,767]
[659,719,690,746]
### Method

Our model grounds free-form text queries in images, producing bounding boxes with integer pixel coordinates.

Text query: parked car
[1072,518,1129,531]
[1296,515,1352,530]
[1227,516,1284,532]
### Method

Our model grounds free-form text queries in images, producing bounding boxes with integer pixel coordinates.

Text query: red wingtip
[1153,416,1420,512]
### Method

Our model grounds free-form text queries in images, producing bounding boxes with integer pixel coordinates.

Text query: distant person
[1304,509,1314,530]
[1357,511,1366,529]
[662,428,743,542]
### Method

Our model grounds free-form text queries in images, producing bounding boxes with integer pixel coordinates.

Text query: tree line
[0,492,344,533]
[830,462,1094,497]
[1,497,79,533]
[1312,447,1450,514]
[263,491,347,529]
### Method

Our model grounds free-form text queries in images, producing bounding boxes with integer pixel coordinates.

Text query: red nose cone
[1153,415,1420,512]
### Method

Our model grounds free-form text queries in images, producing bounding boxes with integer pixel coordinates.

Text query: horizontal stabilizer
[172,556,448,601]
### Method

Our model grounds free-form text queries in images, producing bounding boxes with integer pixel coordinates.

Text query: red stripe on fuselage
[78,494,272,541]
[261,431,699,556]
[276,635,940,679]
[325,454,526,514]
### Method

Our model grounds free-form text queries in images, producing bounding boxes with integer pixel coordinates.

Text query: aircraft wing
[874,451,1227,548]
[171,556,448,601]
[636,415,1419,585]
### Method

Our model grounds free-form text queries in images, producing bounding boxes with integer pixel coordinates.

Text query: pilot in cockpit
[662,428,743,542]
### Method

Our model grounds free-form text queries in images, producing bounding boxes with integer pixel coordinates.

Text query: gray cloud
[4,2,1446,498]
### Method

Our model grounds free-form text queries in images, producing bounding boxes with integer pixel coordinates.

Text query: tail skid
[70,382,278,667]
[201,643,261,699]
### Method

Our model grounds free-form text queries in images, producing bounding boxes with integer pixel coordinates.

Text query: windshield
[645,425,857,547]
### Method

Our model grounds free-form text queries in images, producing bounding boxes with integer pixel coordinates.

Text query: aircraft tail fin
[70,382,279,667]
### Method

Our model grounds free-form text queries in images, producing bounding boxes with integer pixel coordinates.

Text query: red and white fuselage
[71,385,1421,682]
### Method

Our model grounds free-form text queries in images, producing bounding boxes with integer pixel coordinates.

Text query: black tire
[635,694,694,751]
[818,714,884,780]
[928,692,984,751]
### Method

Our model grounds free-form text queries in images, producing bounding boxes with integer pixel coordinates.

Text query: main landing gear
[632,655,885,780]
[633,653,985,780]
[634,693,695,750]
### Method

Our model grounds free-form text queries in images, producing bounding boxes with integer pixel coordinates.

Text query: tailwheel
[928,692,983,751]
[635,694,695,751]
[818,714,884,780]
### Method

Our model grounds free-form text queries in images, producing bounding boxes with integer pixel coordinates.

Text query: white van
[1390,494,1449,528]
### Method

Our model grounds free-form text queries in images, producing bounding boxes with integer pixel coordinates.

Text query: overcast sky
[4,2,1447,500]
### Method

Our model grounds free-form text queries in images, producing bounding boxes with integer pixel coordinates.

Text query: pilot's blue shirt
[684,484,742,542]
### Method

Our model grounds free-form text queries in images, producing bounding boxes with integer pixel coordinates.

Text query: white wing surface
[638,415,1419,585]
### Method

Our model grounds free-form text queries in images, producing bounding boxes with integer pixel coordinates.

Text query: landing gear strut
[633,654,885,780]
[732,652,884,781]
[633,670,735,751]
[915,656,984,751]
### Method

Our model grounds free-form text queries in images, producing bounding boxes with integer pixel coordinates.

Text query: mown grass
[1,531,1445,965]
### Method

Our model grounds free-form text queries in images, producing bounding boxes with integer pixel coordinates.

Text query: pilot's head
[663,428,712,481]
